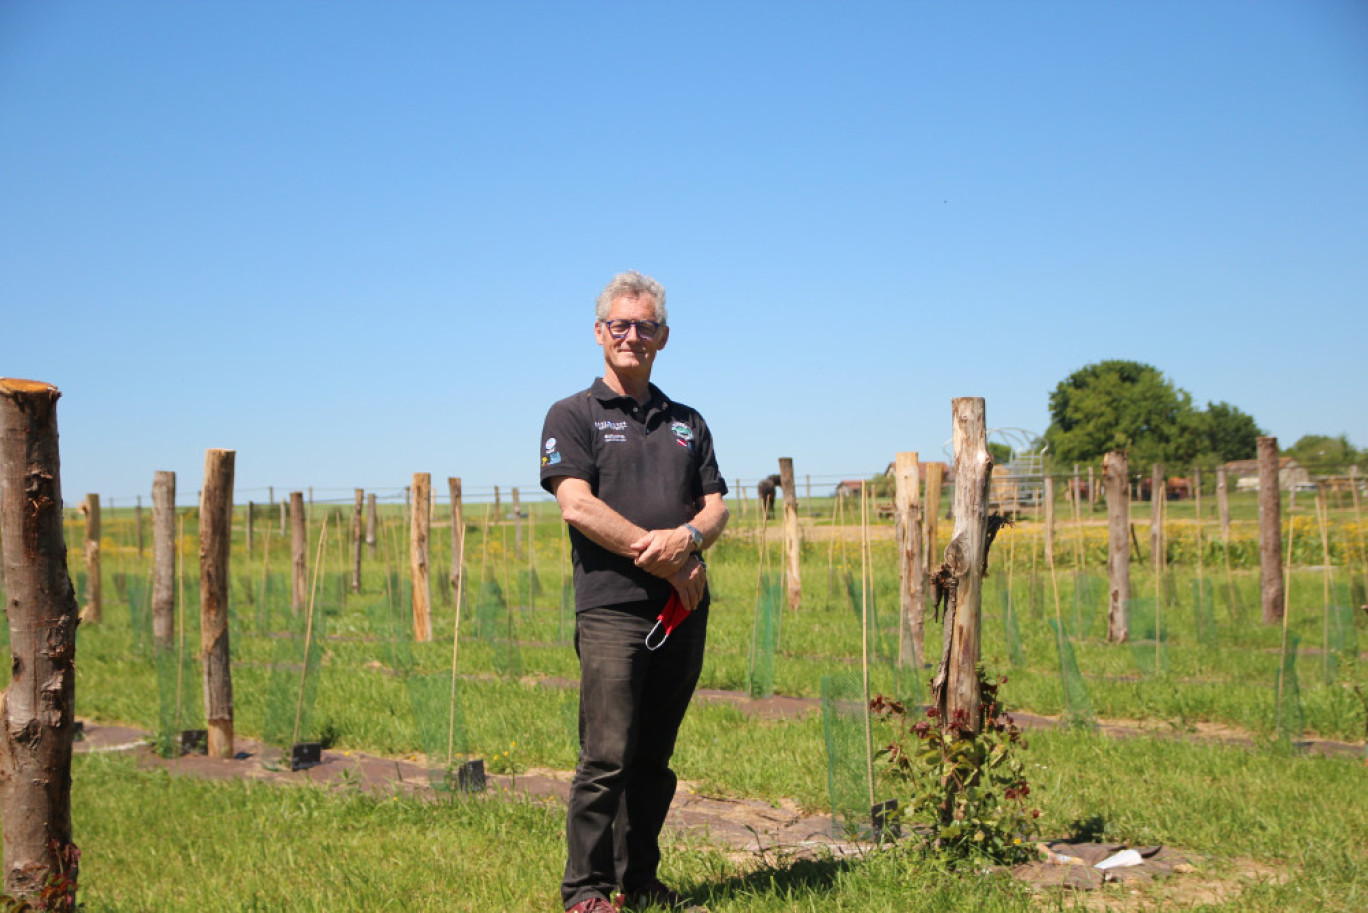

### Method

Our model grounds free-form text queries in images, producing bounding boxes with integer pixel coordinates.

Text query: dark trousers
[561,601,708,909]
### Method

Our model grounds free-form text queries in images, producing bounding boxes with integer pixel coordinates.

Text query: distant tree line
[1041,359,1261,471]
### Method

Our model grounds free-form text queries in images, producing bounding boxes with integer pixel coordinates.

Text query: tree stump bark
[894,452,924,669]
[930,398,992,732]
[0,378,80,908]
[151,471,176,651]
[411,473,432,642]
[1257,436,1284,623]
[778,458,801,612]
[1104,450,1129,643]
[199,449,235,759]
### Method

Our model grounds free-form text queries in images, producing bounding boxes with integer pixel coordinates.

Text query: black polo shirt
[540,378,727,612]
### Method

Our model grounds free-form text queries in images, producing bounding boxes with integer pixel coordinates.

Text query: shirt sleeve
[691,413,728,498]
[540,395,595,493]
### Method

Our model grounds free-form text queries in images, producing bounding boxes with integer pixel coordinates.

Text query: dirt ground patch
[76,721,1291,907]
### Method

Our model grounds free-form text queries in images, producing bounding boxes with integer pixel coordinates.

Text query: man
[541,270,728,913]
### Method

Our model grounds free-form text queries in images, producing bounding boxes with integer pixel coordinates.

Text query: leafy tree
[1044,360,1199,469]
[1192,401,1262,465]
[1282,434,1363,473]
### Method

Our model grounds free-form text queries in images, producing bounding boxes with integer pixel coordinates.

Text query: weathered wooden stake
[1087,465,1096,509]
[923,462,943,572]
[893,451,924,669]
[512,487,522,558]
[493,485,501,522]
[351,489,364,593]
[1104,450,1130,642]
[930,398,992,731]
[365,492,378,557]
[199,449,235,758]
[289,492,307,614]
[448,478,464,607]
[1043,475,1056,566]
[1257,436,1285,623]
[0,379,80,907]
[1216,465,1231,541]
[136,494,145,558]
[245,500,254,555]
[81,493,101,623]
[411,473,432,642]
[278,499,286,536]
[778,458,801,612]
[152,471,176,651]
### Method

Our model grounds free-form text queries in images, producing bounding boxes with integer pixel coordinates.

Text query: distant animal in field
[757,474,781,519]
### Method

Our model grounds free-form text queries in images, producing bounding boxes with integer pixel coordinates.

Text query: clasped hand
[630,527,706,611]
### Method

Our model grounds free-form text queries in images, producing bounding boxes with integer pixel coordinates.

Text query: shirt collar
[590,377,670,412]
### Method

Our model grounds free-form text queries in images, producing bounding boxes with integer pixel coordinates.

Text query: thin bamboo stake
[1316,488,1334,684]
[259,512,274,630]
[1275,509,1298,733]
[292,516,330,748]
[1154,490,1163,674]
[860,480,875,814]
[1046,519,1070,715]
[175,513,186,734]
[1351,466,1367,602]
[447,509,469,766]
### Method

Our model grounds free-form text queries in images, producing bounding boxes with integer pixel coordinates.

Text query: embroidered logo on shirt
[594,421,628,431]
[542,437,562,466]
[671,422,695,450]
[603,433,626,443]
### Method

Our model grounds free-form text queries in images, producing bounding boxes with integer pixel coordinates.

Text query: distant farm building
[1223,457,1310,492]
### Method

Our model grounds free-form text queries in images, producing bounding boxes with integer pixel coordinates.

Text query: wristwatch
[683,523,703,551]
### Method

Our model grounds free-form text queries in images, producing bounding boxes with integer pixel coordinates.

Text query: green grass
[8,497,1366,909]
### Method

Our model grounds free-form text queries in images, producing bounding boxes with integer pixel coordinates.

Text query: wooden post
[351,489,364,593]
[923,462,943,574]
[512,487,522,558]
[1043,475,1055,566]
[1087,466,1096,509]
[1257,436,1285,623]
[448,478,464,606]
[493,485,501,522]
[136,494,145,558]
[411,473,432,642]
[893,451,924,669]
[152,471,176,651]
[1217,465,1231,541]
[778,458,801,612]
[289,492,307,614]
[365,492,378,557]
[1104,450,1130,643]
[81,492,101,623]
[244,500,254,555]
[278,499,286,536]
[199,449,235,759]
[0,379,80,907]
[931,398,993,731]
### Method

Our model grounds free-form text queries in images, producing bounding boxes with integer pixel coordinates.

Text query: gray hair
[595,270,667,324]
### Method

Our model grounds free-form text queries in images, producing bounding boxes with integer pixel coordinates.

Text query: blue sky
[3,1,1365,507]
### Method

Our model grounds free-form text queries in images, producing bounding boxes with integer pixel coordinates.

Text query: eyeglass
[601,319,662,340]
